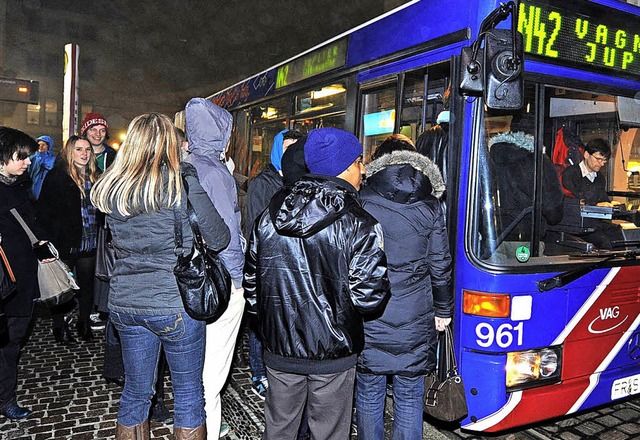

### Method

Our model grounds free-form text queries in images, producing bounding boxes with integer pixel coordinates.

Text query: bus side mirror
[484,29,524,110]
[459,46,484,96]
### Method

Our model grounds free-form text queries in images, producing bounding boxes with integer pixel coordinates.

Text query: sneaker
[220,422,230,438]
[251,376,268,400]
[89,312,106,331]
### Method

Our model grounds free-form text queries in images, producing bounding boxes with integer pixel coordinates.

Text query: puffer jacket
[244,175,390,375]
[107,163,230,315]
[358,150,453,377]
[489,132,564,240]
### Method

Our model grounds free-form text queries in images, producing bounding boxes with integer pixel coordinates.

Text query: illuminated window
[27,104,41,125]
[45,99,57,126]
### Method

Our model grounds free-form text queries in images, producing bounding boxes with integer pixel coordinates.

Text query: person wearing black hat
[244,127,390,440]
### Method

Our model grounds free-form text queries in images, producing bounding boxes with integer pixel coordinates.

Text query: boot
[76,320,94,341]
[115,420,149,440]
[53,325,75,345]
[174,425,207,440]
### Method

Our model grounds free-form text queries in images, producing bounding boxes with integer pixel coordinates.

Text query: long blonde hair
[90,113,182,216]
[61,135,99,198]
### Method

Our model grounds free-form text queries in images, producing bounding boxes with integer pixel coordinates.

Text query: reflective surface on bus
[472,82,640,266]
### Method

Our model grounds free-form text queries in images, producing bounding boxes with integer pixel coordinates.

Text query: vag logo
[588,306,629,334]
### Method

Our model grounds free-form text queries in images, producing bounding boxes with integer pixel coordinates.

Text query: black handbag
[173,180,231,321]
[95,221,116,282]
[423,325,468,422]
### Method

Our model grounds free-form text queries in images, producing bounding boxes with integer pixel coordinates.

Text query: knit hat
[282,136,308,187]
[80,113,109,135]
[304,128,362,176]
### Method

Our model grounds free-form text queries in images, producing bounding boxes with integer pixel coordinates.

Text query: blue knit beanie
[304,128,362,176]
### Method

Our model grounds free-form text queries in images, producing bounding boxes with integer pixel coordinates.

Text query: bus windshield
[471,81,640,266]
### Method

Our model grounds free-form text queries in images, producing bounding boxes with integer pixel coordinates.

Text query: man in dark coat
[244,127,389,440]
[0,127,43,420]
[243,129,303,400]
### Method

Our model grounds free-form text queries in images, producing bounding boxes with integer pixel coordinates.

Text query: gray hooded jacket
[185,98,245,287]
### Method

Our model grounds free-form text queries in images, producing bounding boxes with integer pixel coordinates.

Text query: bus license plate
[611,374,640,400]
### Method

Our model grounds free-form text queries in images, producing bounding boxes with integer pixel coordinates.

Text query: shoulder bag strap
[444,325,459,377]
[9,208,38,245]
[181,177,207,254]
[0,235,16,283]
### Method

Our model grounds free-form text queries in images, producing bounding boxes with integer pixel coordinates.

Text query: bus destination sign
[276,38,348,89]
[518,0,640,78]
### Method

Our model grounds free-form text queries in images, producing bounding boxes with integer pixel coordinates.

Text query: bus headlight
[506,346,562,391]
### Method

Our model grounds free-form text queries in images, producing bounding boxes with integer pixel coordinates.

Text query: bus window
[248,97,289,178]
[399,70,426,143]
[471,82,640,266]
[230,110,250,176]
[360,83,397,161]
[291,83,347,135]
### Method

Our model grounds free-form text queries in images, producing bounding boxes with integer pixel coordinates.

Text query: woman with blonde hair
[91,113,230,439]
[38,135,101,343]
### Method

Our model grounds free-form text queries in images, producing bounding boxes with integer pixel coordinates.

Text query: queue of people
[0,106,456,440]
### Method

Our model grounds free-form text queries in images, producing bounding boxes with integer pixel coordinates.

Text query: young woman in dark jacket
[357,136,453,439]
[0,127,45,420]
[37,136,100,343]
[91,113,230,440]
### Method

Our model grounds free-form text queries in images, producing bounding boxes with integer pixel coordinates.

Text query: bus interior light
[506,346,562,391]
[462,290,510,317]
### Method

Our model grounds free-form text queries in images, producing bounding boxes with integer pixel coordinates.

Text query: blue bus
[178,0,640,431]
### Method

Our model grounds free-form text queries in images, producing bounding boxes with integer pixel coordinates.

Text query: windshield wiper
[536,249,640,292]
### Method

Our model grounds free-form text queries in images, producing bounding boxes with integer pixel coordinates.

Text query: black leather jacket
[244,175,390,374]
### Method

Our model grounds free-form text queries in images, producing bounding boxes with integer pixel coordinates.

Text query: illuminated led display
[276,38,348,89]
[0,77,39,104]
[518,0,640,77]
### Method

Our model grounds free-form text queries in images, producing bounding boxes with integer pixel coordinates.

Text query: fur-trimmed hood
[488,131,534,152]
[365,150,445,200]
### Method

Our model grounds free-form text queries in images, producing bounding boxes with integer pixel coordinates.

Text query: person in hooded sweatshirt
[356,135,453,440]
[28,135,56,200]
[184,98,247,438]
[243,128,303,400]
[91,113,230,439]
[244,127,389,440]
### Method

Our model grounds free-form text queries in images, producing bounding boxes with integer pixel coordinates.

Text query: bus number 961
[476,322,524,348]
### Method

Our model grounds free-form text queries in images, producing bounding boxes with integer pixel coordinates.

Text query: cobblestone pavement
[2,307,640,439]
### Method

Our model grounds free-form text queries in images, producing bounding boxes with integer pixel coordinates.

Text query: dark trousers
[51,253,95,328]
[0,316,32,409]
[263,366,355,440]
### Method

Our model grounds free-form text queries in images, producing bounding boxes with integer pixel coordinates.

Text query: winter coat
[107,163,230,315]
[185,98,245,288]
[489,132,564,240]
[0,174,45,316]
[36,160,89,257]
[244,175,390,375]
[358,150,452,376]
[244,165,283,237]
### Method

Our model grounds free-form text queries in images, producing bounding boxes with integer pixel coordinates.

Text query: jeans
[356,373,425,440]
[110,310,206,428]
[248,327,266,379]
